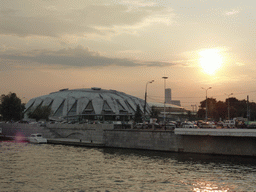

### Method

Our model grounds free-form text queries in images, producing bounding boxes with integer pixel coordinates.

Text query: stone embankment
[1,123,256,156]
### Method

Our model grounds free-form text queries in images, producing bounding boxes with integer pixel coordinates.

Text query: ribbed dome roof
[24,88,149,119]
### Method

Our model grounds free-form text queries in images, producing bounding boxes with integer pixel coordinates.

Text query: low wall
[104,130,181,151]
[179,135,256,156]
[0,123,114,144]
[175,128,256,156]
[104,129,256,156]
[0,123,45,137]
[2,123,256,156]
[46,124,114,143]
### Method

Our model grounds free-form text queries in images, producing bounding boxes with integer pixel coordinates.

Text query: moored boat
[29,133,47,144]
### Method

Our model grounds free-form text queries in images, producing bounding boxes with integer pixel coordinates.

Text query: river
[1,141,256,191]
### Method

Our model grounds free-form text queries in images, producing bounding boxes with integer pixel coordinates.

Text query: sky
[1,0,256,110]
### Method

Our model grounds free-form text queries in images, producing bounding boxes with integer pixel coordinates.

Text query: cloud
[0,11,96,37]
[236,62,245,66]
[225,10,240,16]
[0,45,176,69]
[0,1,174,38]
[121,0,157,7]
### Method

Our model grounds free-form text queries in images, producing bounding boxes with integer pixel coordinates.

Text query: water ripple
[1,142,256,191]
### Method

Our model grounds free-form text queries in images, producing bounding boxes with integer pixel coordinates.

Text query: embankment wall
[1,123,256,156]
[104,129,256,156]
[0,123,113,144]
[46,123,113,143]
[1,123,46,137]
[104,130,181,152]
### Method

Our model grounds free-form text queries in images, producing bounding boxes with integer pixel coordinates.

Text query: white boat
[29,133,47,144]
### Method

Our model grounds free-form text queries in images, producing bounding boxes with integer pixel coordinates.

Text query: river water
[1,141,256,192]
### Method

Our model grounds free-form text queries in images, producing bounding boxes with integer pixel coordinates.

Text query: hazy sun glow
[199,49,223,75]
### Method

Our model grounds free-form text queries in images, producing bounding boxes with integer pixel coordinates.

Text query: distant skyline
[1,0,256,110]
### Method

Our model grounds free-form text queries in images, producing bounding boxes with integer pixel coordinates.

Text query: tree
[27,106,52,122]
[197,96,256,121]
[197,108,205,119]
[150,106,160,119]
[134,105,142,123]
[0,92,25,121]
[215,101,227,120]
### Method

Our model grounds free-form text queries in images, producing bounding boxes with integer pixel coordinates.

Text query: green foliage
[27,106,52,122]
[134,105,142,123]
[0,92,25,121]
[150,106,160,119]
[198,96,256,121]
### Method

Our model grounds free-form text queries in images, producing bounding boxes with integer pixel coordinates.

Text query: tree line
[0,92,150,123]
[197,97,255,121]
[0,93,25,121]
[3,91,252,123]
[0,92,51,122]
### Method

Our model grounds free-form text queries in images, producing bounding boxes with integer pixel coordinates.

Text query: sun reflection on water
[193,181,230,192]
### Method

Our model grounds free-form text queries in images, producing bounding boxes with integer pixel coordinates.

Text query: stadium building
[24,87,149,122]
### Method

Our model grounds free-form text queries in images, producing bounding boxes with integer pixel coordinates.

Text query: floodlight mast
[225,93,233,120]
[202,87,212,121]
[144,80,154,122]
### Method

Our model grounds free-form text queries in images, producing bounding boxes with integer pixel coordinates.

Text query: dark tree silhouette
[27,106,52,122]
[0,92,25,121]
[134,105,142,123]
[150,106,160,119]
[197,96,256,121]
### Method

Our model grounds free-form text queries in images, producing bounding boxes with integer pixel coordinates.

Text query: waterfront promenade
[1,123,256,156]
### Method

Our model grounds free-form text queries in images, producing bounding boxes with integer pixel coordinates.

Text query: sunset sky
[1,0,256,110]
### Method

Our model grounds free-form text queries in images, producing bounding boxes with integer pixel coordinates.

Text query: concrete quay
[1,123,256,156]
[104,128,256,156]
[47,138,105,147]
[175,128,256,137]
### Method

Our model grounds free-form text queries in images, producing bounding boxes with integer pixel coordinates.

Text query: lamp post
[144,80,154,122]
[162,76,168,124]
[225,93,233,120]
[202,87,212,121]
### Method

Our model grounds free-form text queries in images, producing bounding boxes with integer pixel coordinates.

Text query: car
[181,122,198,128]
[199,122,216,128]
[222,120,236,128]
[165,123,176,130]
[217,121,224,127]
[247,123,256,129]
[135,123,144,129]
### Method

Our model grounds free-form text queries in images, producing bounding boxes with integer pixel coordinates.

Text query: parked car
[217,121,224,127]
[135,123,143,129]
[222,120,236,128]
[247,123,256,129]
[165,123,176,130]
[181,122,198,128]
[199,122,216,128]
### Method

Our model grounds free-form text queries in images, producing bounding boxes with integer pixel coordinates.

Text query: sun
[199,49,223,75]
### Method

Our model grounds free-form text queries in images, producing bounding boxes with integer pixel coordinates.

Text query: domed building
[24,87,149,122]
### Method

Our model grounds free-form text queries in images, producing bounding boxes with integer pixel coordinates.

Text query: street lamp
[225,93,233,120]
[202,87,212,121]
[144,80,154,122]
[162,76,168,124]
